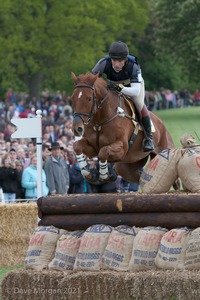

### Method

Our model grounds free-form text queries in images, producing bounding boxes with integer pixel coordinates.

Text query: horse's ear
[71,72,78,84]
[91,73,99,85]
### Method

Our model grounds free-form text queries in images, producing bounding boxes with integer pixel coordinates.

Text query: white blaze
[78,91,82,99]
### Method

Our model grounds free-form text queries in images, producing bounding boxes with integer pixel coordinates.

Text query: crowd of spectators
[0,86,199,202]
[145,88,199,111]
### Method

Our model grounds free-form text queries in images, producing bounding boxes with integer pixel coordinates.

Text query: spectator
[0,153,22,203]
[68,150,84,194]
[68,150,93,194]
[42,143,51,165]
[15,160,25,199]
[165,90,174,109]
[44,142,70,195]
[21,154,49,199]
[47,125,57,143]
[10,140,19,150]
[9,148,18,164]
[17,147,30,169]
[193,89,200,106]
[4,123,14,142]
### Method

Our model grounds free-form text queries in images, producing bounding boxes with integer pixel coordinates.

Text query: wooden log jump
[37,193,200,217]
[38,212,200,230]
[37,193,200,230]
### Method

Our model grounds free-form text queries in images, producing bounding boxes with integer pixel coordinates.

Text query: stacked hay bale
[3,269,200,300]
[0,202,38,266]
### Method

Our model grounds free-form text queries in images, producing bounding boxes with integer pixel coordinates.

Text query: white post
[36,110,43,198]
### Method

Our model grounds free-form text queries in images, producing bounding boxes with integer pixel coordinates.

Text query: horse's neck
[95,89,117,120]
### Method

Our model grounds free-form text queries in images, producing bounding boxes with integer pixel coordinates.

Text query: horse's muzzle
[73,115,84,136]
[74,126,84,137]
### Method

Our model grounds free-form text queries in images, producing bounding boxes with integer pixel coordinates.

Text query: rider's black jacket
[91,55,141,86]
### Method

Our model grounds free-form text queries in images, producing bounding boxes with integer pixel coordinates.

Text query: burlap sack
[129,226,167,271]
[180,133,198,148]
[177,148,200,192]
[25,226,63,270]
[140,148,182,193]
[74,224,113,271]
[185,227,200,269]
[48,230,84,271]
[101,225,138,271]
[155,227,191,270]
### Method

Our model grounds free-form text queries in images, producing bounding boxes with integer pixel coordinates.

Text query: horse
[71,71,179,189]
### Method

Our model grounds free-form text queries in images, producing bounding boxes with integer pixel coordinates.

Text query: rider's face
[111,58,126,72]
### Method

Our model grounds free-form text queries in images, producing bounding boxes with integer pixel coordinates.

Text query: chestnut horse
[71,72,178,187]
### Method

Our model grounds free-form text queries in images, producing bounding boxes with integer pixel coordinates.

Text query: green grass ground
[0,265,24,282]
[155,106,200,147]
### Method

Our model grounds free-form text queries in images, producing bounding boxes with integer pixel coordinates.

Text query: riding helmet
[109,41,129,59]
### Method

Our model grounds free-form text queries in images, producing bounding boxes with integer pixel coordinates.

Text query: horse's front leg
[98,140,128,181]
[73,138,98,181]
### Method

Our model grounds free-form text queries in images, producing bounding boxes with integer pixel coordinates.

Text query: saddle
[119,95,155,146]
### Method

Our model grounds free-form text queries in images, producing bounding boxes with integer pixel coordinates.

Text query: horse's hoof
[85,168,99,183]
[99,169,118,183]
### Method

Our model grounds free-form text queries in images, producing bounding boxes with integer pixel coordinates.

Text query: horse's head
[71,72,105,136]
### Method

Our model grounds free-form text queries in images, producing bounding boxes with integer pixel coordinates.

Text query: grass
[0,265,24,282]
[154,106,200,148]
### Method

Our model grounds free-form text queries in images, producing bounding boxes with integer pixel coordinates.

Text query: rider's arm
[121,64,143,97]
[91,58,107,76]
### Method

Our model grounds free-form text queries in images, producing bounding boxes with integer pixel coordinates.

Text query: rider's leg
[132,79,155,152]
[141,105,155,152]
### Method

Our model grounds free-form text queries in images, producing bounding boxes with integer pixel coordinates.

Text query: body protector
[92,55,144,111]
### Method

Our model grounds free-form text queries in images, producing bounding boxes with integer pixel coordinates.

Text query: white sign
[11,117,42,138]
[10,110,43,198]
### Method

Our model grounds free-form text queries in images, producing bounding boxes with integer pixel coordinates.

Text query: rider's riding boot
[141,115,155,152]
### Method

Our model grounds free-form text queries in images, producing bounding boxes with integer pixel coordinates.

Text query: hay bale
[2,269,200,300]
[0,203,38,266]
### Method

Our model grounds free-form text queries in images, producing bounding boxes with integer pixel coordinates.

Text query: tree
[0,0,149,99]
[150,0,200,90]
[137,22,188,91]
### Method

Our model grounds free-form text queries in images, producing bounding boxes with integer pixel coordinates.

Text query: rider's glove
[108,80,124,92]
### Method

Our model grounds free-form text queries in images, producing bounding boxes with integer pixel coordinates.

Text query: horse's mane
[77,72,107,88]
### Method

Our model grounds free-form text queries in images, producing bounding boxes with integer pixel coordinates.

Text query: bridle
[73,84,97,125]
[73,83,114,127]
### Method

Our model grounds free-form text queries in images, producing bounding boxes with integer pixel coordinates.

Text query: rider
[91,41,155,152]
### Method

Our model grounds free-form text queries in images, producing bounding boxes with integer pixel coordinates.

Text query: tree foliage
[0,0,149,98]
[150,0,200,89]
[137,22,189,91]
